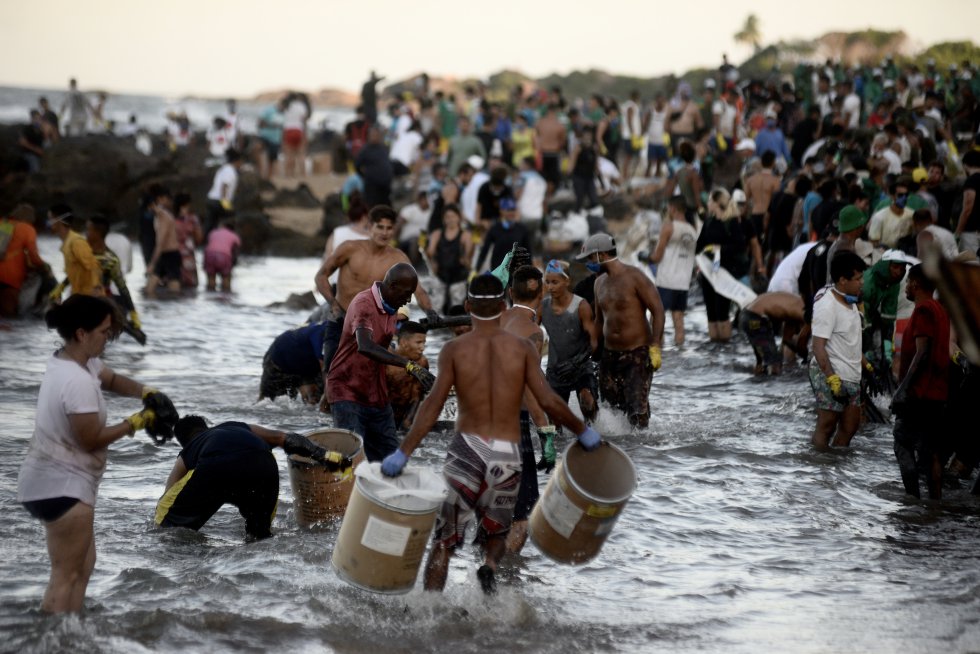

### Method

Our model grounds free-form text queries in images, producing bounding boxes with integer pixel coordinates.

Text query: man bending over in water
[581,233,665,428]
[381,274,601,594]
[739,292,807,375]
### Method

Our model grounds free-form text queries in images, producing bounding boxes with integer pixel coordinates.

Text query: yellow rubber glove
[48,282,65,302]
[126,408,156,434]
[826,374,842,396]
[716,133,728,151]
[220,198,233,212]
[648,345,662,371]
[631,135,644,150]
[129,310,141,330]
[863,360,875,374]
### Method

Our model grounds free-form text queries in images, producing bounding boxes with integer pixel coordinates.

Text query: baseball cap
[499,197,516,211]
[837,205,868,233]
[575,233,616,260]
[912,167,928,184]
[732,189,747,204]
[466,155,485,171]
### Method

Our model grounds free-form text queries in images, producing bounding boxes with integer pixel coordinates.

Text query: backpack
[0,220,15,260]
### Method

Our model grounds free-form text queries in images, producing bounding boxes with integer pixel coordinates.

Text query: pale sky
[1,0,977,98]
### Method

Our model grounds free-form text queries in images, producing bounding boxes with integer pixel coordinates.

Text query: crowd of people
[5,55,980,612]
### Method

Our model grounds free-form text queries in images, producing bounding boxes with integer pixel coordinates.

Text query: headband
[545,259,568,277]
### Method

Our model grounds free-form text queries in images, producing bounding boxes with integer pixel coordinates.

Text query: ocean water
[0,85,354,135]
[1,237,979,653]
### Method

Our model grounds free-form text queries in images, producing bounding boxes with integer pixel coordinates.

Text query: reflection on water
[1,236,978,653]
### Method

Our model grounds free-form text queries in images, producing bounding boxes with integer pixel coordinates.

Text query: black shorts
[23,496,79,522]
[157,450,279,538]
[154,251,182,282]
[599,345,652,427]
[261,138,280,162]
[699,273,733,322]
[540,152,562,186]
[658,287,689,312]
[512,410,539,521]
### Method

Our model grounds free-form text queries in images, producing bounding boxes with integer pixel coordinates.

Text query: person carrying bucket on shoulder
[380,273,602,595]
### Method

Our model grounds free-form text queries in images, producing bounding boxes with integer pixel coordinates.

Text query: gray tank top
[541,294,591,371]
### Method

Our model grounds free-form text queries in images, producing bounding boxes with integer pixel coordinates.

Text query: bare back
[446,328,536,443]
[746,291,804,323]
[500,307,544,356]
[595,265,662,351]
[536,115,566,153]
[336,241,410,310]
[746,171,780,215]
[154,210,180,252]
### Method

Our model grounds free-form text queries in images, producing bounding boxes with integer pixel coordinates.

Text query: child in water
[385,321,429,429]
[204,219,241,292]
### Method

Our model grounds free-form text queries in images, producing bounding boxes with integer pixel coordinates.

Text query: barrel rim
[287,428,363,470]
[331,562,415,595]
[560,440,637,505]
[354,474,444,516]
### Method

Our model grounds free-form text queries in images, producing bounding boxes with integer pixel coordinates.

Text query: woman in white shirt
[18,295,174,613]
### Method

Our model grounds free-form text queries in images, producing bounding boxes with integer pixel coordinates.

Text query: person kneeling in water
[156,416,348,539]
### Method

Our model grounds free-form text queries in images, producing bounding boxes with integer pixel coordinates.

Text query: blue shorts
[658,286,689,312]
[647,144,668,160]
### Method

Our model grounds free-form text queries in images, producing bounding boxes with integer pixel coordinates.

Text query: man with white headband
[578,233,665,428]
[381,273,601,594]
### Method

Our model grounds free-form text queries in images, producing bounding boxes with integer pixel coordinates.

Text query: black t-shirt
[477,221,531,271]
[180,421,270,470]
[269,322,326,377]
[696,216,753,278]
[963,173,980,232]
[476,182,514,222]
[572,146,597,178]
[355,143,393,185]
[20,124,43,151]
[574,274,597,311]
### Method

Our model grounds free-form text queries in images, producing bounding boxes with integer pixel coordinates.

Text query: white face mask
[471,312,502,321]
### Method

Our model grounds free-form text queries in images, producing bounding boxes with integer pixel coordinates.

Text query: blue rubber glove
[577,426,601,452]
[381,449,409,477]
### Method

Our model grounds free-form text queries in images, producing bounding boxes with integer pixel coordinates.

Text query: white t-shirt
[399,203,430,242]
[620,100,640,138]
[18,355,108,506]
[390,130,423,167]
[767,241,817,294]
[842,93,861,129]
[868,206,913,248]
[518,170,547,220]
[655,220,698,291]
[105,233,133,273]
[283,100,308,131]
[208,163,239,202]
[206,125,230,158]
[811,290,863,383]
[646,106,667,144]
[461,171,489,224]
[924,225,959,259]
[712,100,737,138]
[874,148,902,175]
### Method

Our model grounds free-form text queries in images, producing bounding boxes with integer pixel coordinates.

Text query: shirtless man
[145,187,182,297]
[580,233,665,428]
[499,266,553,553]
[314,205,438,379]
[380,274,601,594]
[535,104,567,197]
[738,292,807,376]
[744,150,781,245]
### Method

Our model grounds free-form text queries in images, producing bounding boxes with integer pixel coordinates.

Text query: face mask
[832,287,860,304]
[895,194,908,209]
[501,220,513,230]
[381,299,398,315]
[585,261,602,274]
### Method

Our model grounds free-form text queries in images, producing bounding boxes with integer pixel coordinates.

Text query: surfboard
[695,253,757,308]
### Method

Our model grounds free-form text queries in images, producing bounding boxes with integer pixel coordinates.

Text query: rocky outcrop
[0,124,329,256]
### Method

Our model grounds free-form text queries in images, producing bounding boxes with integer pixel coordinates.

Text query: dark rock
[321,192,347,237]
[270,183,321,209]
[266,291,318,311]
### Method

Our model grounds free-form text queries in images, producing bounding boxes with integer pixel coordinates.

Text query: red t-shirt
[326,283,398,407]
[899,298,950,402]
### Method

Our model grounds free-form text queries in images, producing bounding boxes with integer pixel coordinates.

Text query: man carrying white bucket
[381,274,602,594]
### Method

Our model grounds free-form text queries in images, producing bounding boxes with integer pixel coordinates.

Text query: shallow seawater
[1,236,978,653]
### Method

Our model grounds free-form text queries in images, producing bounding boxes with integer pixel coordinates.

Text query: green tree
[734,14,762,53]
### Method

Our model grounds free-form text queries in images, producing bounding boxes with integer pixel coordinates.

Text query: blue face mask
[833,288,860,304]
[585,261,602,274]
[501,220,513,230]
[381,299,398,315]
[895,193,908,209]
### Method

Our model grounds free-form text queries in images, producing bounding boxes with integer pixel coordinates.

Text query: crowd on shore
[4,54,980,614]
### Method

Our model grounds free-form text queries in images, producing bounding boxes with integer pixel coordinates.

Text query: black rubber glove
[283,432,327,460]
[142,388,179,444]
[405,361,435,394]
